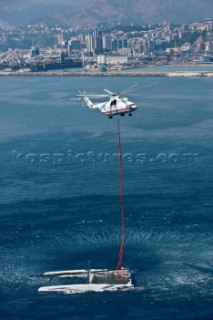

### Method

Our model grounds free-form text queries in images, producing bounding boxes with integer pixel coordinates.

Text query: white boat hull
[38,282,134,294]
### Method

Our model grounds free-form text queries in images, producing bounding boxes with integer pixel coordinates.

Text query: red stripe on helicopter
[103,107,136,114]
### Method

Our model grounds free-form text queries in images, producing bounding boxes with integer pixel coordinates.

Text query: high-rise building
[111,39,117,51]
[154,40,167,50]
[205,41,213,52]
[102,34,112,51]
[68,39,81,55]
[94,29,103,53]
[97,54,107,67]
[207,21,213,31]
[117,38,127,49]
[58,33,63,46]
[31,46,40,57]
[111,38,127,51]
[85,34,94,53]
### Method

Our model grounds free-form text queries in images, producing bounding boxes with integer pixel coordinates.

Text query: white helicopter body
[82,95,137,118]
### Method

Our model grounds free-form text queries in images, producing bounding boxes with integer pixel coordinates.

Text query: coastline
[0,71,213,77]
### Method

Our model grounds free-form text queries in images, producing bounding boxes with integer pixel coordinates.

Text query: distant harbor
[0,70,213,77]
[1,61,213,78]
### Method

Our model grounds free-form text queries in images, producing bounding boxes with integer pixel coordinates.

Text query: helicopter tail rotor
[77,90,86,107]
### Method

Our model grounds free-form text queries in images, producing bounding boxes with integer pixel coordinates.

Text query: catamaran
[36,268,134,293]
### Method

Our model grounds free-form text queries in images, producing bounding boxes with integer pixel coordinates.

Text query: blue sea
[0,76,212,320]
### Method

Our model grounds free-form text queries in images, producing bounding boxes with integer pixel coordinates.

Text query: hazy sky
[0,0,89,4]
[0,0,90,11]
[31,0,88,3]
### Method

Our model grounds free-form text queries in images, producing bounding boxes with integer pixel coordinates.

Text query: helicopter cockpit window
[110,99,117,106]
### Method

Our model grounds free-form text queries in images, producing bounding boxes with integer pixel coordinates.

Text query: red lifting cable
[116,117,125,270]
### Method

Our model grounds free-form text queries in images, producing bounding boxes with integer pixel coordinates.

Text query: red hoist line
[116,117,125,270]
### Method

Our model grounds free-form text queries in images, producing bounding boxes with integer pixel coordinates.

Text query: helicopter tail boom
[82,96,94,109]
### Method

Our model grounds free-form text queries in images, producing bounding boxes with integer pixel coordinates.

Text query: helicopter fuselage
[83,96,137,118]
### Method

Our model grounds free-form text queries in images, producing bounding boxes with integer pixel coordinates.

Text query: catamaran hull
[38,283,134,294]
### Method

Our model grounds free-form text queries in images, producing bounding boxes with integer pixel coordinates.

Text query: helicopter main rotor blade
[119,82,158,96]
[77,94,108,98]
[119,87,139,95]
[140,82,159,91]
[119,84,138,95]
[104,89,114,95]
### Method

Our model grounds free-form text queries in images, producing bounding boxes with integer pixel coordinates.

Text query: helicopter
[74,83,158,119]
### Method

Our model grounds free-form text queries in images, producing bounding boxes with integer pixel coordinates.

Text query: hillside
[0,0,212,28]
[40,0,213,26]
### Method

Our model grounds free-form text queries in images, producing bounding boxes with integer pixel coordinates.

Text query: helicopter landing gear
[129,113,132,117]
[120,113,125,117]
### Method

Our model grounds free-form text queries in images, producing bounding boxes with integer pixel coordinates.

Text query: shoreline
[0,71,213,77]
